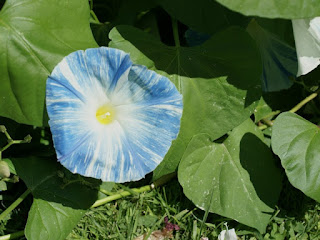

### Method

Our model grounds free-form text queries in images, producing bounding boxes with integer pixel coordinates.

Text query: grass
[67,177,320,240]
[0,173,320,240]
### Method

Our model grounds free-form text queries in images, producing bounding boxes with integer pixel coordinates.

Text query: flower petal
[46,47,183,182]
[292,17,320,76]
[218,228,237,240]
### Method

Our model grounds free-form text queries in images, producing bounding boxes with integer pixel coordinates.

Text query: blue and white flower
[292,17,320,76]
[46,47,183,183]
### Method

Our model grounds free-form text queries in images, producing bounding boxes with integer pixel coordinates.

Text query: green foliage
[0,0,97,126]
[247,20,297,92]
[272,112,320,202]
[157,0,247,34]
[70,178,320,240]
[109,25,262,180]
[0,0,320,238]
[215,0,320,19]
[12,157,99,240]
[178,119,282,232]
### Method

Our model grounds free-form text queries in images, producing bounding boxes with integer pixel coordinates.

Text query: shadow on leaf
[239,133,282,208]
[12,157,99,210]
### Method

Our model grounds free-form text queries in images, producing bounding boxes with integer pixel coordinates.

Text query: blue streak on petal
[46,47,183,182]
[83,48,132,95]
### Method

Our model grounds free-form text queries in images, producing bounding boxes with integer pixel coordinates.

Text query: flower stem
[0,125,32,153]
[1,140,24,152]
[91,173,176,208]
[0,231,24,240]
[0,189,31,222]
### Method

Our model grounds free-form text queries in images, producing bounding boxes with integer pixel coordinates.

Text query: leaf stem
[0,231,24,240]
[289,92,318,113]
[0,189,31,222]
[171,18,180,48]
[90,10,100,24]
[171,17,182,91]
[91,173,176,208]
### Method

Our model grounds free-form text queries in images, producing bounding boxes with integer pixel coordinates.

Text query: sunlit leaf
[272,112,320,202]
[215,0,320,19]
[179,119,282,232]
[0,0,97,126]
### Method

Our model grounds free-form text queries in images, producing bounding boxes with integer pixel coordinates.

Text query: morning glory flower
[46,47,182,183]
[218,224,238,240]
[292,17,320,76]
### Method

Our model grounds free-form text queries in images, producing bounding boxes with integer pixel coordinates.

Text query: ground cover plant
[0,0,320,239]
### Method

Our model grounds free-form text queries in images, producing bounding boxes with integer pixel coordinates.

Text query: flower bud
[0,161,10,178]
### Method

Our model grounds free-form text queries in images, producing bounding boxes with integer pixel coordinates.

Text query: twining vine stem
[289,92,318,113]
[0,189,31,222]
[0,231,24,240]
[258,92,318,130]
[92,172,176,208]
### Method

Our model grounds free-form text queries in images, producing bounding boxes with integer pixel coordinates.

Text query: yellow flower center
[96,104,115,125]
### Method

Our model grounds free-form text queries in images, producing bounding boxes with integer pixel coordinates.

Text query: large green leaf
[215,0,320,19]
[0,0,97,126]
[247,20,297,92]
[12,157,99,240]
[109,25,262,179]
[178,119,282,232]
[272,112,320,202]
[156,0,247,34]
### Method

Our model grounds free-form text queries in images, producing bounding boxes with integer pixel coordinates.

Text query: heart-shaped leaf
[0,0,97,126]
[178,119,282,232]
[247,20,297,92]
[272,112,320,202]
[156,0,246,34]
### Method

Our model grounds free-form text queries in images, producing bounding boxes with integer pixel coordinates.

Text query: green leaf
[178,119,282,233]
[247,20,297,92]
[109,26,262,179]
[90,22,112,46]
[272,112,320,202]
[215,0,320,19]
[254,97,273,122]
[0,0,97,126]
[156,0,247,34]
[12,157,99,240]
